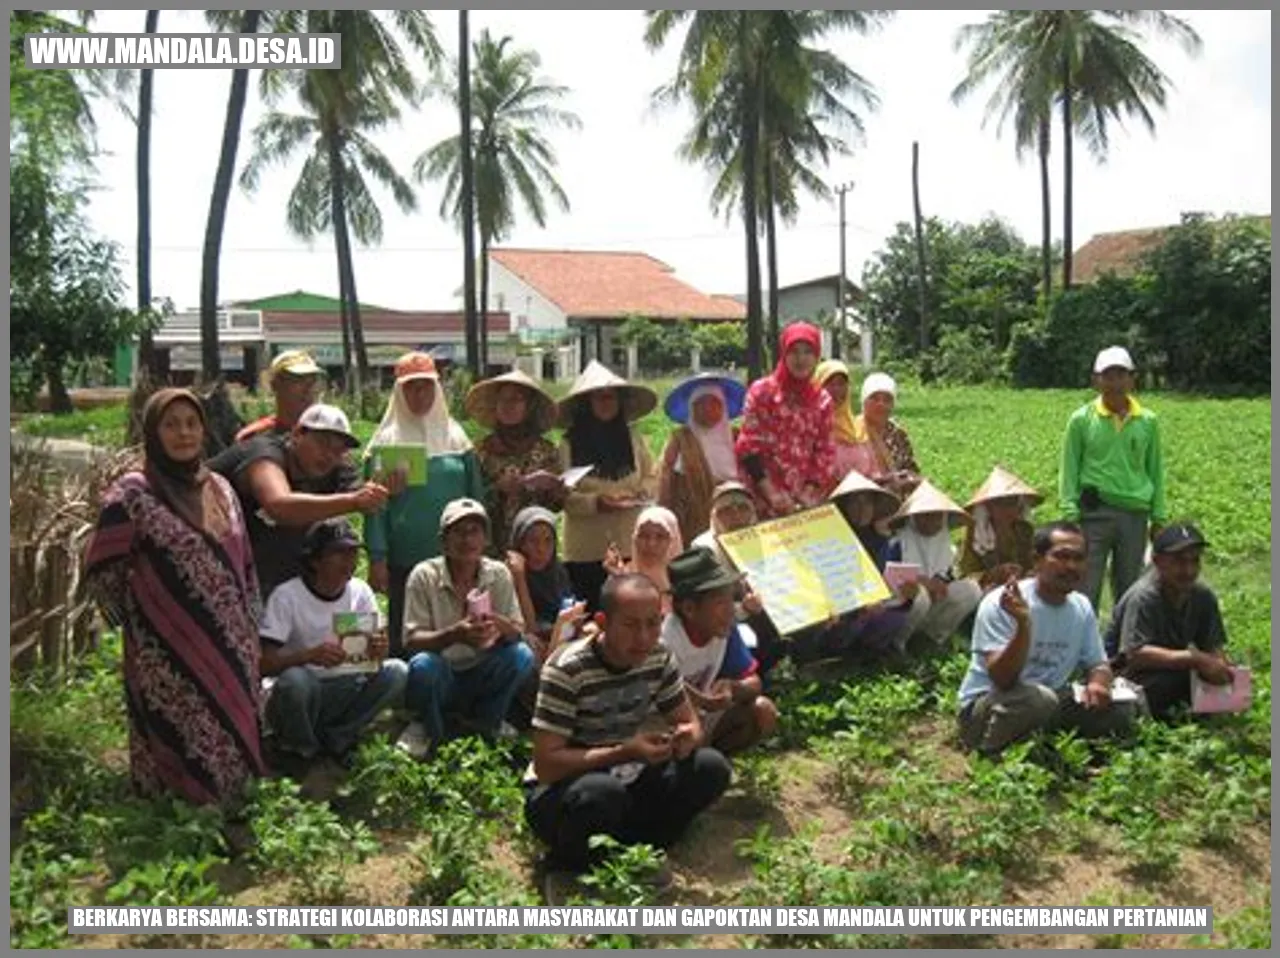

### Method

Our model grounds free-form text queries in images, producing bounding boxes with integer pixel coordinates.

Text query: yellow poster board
[717,503,892,635]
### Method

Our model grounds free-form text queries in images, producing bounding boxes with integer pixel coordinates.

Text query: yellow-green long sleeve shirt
[1059,396,1167,524]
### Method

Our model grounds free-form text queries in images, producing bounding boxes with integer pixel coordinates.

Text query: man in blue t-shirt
[957,521,1140,756]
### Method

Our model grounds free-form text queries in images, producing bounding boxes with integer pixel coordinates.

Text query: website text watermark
[24,33,341,70]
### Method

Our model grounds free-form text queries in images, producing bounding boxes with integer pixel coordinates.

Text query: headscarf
[366,352,472,457]
[565,393,635,481]
[141,388,230,539]
[630,505,683,593]
[851,371,898,472]
[685,382,738,482]
[773,322,822,403]
[897,515,957,578]
[814,359,857,446]
[510,506,572,626]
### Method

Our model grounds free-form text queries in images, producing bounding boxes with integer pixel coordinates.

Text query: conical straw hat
[890,478,971,530]
[966,465,1043,510]
[557,360,658,427]
[827,468,900,520]
[465,369,557,433]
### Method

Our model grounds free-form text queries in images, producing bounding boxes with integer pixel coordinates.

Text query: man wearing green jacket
[1059,346,1168,611]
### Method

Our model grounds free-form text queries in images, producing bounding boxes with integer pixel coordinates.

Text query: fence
[10,542,99,677]
[9,441,120,679]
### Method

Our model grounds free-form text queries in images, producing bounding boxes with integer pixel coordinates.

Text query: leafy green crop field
[10,385,1272,949]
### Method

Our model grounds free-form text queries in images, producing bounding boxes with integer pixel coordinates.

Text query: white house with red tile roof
[487,248,745,371]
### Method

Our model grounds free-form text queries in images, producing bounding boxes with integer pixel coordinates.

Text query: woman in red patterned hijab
[734,322,839,519]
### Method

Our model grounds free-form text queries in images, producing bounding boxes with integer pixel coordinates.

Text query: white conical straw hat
[465,369,557,432]
[557,360,658,427]
[966,465,1044,509]
[827,468,900,520]
[890,478,971,529]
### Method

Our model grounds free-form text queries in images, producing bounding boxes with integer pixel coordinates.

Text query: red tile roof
[1072,227,1170,285]
[490,248,746,322]
[1073,215,1272,284]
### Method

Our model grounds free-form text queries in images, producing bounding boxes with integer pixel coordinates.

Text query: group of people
[82,326,1236,900]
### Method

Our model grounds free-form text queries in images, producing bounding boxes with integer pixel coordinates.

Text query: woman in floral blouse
[846,371,921,499]
[467,369,565,555]
[734,322,839,519]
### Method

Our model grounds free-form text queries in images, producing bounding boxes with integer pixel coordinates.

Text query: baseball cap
[440,497,490,535]
[394,351,439,383]
[270,349,323,379]
[301,517,361,558]
[295,403,360,448]
[668,546,744,599]
[1093,346,1135,374]
[1153,522,1209,555]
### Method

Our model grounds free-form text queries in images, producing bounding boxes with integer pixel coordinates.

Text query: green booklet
[369,444,428,486]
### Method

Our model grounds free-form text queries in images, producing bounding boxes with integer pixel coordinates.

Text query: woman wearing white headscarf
[846,372,921,498]
[658,372,747,544]
[364,352,485,653]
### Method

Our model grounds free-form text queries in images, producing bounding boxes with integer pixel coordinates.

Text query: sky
[78,9,1272,312]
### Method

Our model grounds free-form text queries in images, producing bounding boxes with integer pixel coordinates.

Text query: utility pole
[834,181,855,361]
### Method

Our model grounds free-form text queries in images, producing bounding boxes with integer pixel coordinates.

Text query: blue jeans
[406,641,536,742]
[267,660,409,759]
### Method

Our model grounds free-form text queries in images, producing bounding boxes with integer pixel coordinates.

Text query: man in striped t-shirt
[525,573,732,891]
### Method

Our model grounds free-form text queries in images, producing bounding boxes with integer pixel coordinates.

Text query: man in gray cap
[1107,522,1233,719]
[397,498,534,757]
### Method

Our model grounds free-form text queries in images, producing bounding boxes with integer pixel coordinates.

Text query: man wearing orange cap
[236,350,324,442]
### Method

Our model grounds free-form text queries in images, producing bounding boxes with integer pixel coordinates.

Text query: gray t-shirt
[1106,569,1226,657]
[958,578,1106,706]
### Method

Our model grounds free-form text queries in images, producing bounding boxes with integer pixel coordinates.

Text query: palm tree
[645,11,886,373]
[417,27,581,374]
[239,11,441,394]
[135,10,159,377]
[677,15,884,360]
[953,11,1201,290]
[200,9,263,383]
[952,13,1058,298]
[645,11,765,379]
[457,10,479,376]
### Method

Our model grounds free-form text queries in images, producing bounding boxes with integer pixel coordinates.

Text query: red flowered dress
[735,376,839,519]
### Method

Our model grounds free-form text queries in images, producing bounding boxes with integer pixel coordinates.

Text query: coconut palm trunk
[479,235,491,372]
[328,134,367,396]
[764,155,780,364]
[1038,116,1052,299]
[459,10,480,377]
[136,9,158,377]
[739,16,764,380]
[201,9,262,383]
[1061,57,1074,289]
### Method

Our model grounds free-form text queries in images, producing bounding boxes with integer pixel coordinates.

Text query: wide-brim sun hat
[557,360,658,427]
[663,372,747,425]
[966,465,1044,510]
[889,478,971,531]
[827,468,901,521]
[465,369,557,433]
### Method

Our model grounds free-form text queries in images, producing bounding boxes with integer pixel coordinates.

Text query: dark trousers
[565,560,610,615]
[525,748,732,872]
[1131,670,1192,720]
[387,565,412,658]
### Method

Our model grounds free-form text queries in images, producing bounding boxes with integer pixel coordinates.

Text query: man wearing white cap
[1059,346,1168,611]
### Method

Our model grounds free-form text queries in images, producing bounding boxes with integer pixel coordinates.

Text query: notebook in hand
[882,562,922,593]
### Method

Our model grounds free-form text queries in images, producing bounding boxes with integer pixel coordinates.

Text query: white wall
[486,259,567,336]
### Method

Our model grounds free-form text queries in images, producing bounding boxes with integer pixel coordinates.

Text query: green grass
[9,383,1272,949]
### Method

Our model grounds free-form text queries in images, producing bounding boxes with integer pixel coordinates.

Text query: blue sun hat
[663,372,747,425]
